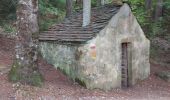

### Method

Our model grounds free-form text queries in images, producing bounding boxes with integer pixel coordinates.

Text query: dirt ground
[0,35,170,100]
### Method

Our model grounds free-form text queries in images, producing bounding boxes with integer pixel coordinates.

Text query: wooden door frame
[121,42,132,88]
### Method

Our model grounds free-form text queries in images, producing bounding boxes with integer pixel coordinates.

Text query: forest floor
[0,35,170,100]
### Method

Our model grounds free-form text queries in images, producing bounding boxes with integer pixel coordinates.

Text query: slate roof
[39,5,120,44]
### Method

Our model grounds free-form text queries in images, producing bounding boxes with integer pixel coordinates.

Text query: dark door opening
[121,43,130,88]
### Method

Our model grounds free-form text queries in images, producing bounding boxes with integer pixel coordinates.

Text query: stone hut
[39,4,150,90]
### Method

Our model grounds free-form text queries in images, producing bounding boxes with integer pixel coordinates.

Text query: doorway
[121,42,132,88]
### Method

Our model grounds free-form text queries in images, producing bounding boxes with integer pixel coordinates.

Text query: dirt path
[0,36,170,100]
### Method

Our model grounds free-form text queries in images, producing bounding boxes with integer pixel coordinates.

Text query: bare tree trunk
[8,0,43,86]
[82,0,91,27]
[97,0,101,6]
[66,0,73,18]
[154,0,163,21]
[101,0,105,6]
[97,0,105,6]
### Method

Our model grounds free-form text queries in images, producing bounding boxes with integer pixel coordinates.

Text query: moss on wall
[40,42,79,80]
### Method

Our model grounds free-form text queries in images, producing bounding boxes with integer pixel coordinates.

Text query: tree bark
[8,0,43,86]
[82,0,91,27]
[97,0,105,6]
[154,0,163,21]
[66,0,73,18]
[145,0,152,19]
[145,0,152,10]
[101,0,105,6]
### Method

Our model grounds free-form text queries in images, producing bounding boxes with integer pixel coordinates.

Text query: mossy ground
[8,60,43,87]
[8,60,20,82]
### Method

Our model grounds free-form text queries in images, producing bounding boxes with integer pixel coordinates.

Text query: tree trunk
[8,0,43,86]
[154,0,163,21]
[97,0,101,6]
[82,0,91,27]
[66,0,73,18]
[145,0,152,10]
[101,0,105,6]
[97,0,105,6]
[145,0,152,19]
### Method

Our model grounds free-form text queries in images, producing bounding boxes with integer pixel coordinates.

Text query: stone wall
[39,42,79,79]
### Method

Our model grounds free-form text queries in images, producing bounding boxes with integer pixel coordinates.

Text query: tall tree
[82,0,91,27]
[0,0,17,20]
[8,0,43,86]
[145,0,152,10]
[66,0,73,18]
[97,0,105,6]
[145,0,152,17]
[154,0,163,21]
[101,0,105,5]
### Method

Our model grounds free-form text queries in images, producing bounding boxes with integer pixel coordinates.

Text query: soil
[0,35,170,100]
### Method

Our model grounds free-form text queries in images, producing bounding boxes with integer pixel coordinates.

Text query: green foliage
[0,0,17,34]
[39,9,65,31]
[29,72,43,87]
[0,20,16,36]
[0,0,66,32]
[124,0,146,25]
[91,0,98,7]
[124,0,153,38]
[153,0,170,40]
[8,60,20,82]
[39,0,66,31]
[49,0,66,9]
[0,0,17,20]
[124,0,170,40]
[164,1,170,9]
[2,23,16,33]
[0,0,169,42]
[39,0,64,16]
[9,60,43,87]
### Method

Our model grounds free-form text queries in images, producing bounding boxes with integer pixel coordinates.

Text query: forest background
[0,0,170,59]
